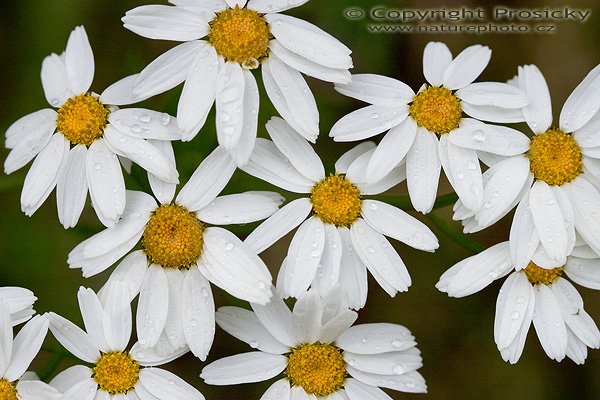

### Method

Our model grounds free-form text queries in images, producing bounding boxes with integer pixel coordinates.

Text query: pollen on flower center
[528,129,582,186]
[523,261,564,285]
[56,94,109,146]
[93,352,140,394]
[286,342,347,396]
[142,204,205,269]
[209,5,270,68]
[409,86,462,134]
[310,175,362,227]
[0,379,17,400]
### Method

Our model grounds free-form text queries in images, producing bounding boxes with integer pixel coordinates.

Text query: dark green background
[1,0,600,399]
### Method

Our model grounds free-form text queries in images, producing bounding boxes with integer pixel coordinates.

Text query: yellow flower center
[209,5,270,68]
[56,94,109,146]
[142,204,205,269]
[93,352,140,394]
[310,175,362,227]
[409,86,462,134]
[0,379,17,400]
[286,343,347,396]
[523,261,564,285]
[528,129,582,186]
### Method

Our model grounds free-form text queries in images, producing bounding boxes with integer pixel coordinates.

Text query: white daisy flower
[47,282,204,400]
[241,117,439,309]
[4,26,181,228]
[437,241,600,364]
[0,303,60,400]
[121,0,353,164]
[0,287,37,326]
[330,41,529,214]
[68,146,279,360]
[201,288,426,398]
[453,64,600,268]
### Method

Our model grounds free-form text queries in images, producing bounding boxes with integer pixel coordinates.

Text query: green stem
[39,346,68,382]
[426,212,485,254]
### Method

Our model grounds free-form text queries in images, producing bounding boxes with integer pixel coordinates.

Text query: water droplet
[224,242,234,251]
[393,365,404,375]
[368,202,378,210]
[391,340,403,348]
[160,113,171,125]
[201,288,209,297]
[511,311,520,320]
[472,129,486,142]
[371,113,380,119]
[131,124,141,133]
[93,163,101,170]
[50,98,59,106]
[310,250,321,257]
[361,336,368,343]
[139,114,151,123]
[467,161,477,170]
[250,340,259,348]
[367,246,375,254]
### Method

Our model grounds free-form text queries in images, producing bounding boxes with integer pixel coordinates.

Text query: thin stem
[426,212,485,254]
[39,346,68,382]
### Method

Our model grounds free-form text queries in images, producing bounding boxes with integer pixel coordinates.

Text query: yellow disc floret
[286,343,347,396]
[56,94,109,146]
[310,175,362,227]
[528,129,582,186]
[142,204,205,269]
[93,352,140,394]
[209,5,270,67]
[523,261,564,285]
[0,379,17,400]
[409,86,462,134]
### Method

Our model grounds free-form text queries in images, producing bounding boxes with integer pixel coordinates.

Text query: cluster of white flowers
[3,0,600,399]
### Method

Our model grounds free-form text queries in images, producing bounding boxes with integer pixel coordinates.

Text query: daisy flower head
[47,282,204,399]
[121,0,353,164]
[241,117,439,309]
[437,240,600,364]
[68,146,281,360]
[453,64,600,268]
[330,41,530,214]
[0,287,37,326]
[201,288,426,398]
[0,303,60,400]
[4,26,181,229]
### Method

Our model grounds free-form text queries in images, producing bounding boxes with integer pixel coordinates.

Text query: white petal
[65,26,94,94]
[102,281,131,351]
[423,41,452,86]
[215,61,245,150]
[130,334,189,367]
[366,118,417,183]
[262,56,319,142]
[259,379,291,400]
[198,192,282,225]
[109,109,181,141]
[518,64,553,133]
[266,14,352,69]
[282,217,325,298]
[444,142,483,212]
[573,112,600,148]
[461,102,525,123]
[562,177,600,254]
[266,117,324,182]
[270,40,350,84]
[529,181,568,263]
[442,45,491,90]
[182,267,215,360]
[100,74,150,105]
[139,368,204,399]
[346,368,427,393]
[134,41,201,98]
[312,225,343,297]
[241,139,315,193]
[338,227,368,310]
[345,378,394,400]
[566,327,588,365]
[494,272,534,350]
[509,194,540,270]
[137,265,169,348]
[251,295,296,347]
[244,197,312,254]
[344,348,422,376]
[350,219,411,296]
[291,290,324,344]
[229,69,260,165]
[60,378,97,400]
[145,140,177,205]
[361,200,438,251]
[319,309,358,344]
[77,288,109,353]
[406,127,440,214]
[104,126,178,183]
[560,63,600,132]
[49,365,92,394]
[41,53,71,107]
[330,105,408,142]
[15,380,61,399]
[4,315,48,381]
[176,146,236,211]
[48,312,100,363]
[447,123,530,156]
[335,142,376,174]
[334,73,414,106]
[200,352,287,385]
[86,139,126,227]
[160,269,186,350]
[498,281,535,364]
[565,256,600,289]
[4,110,56,172]
[56,145,88,228]
[122,5,209,41]
[216,306,289,354]
[20,133,68,216]
[456,82,528,109]
[248,0,309,13]
[532,284,567,361]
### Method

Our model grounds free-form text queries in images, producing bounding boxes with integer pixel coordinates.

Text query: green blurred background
[1,0,600,399]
